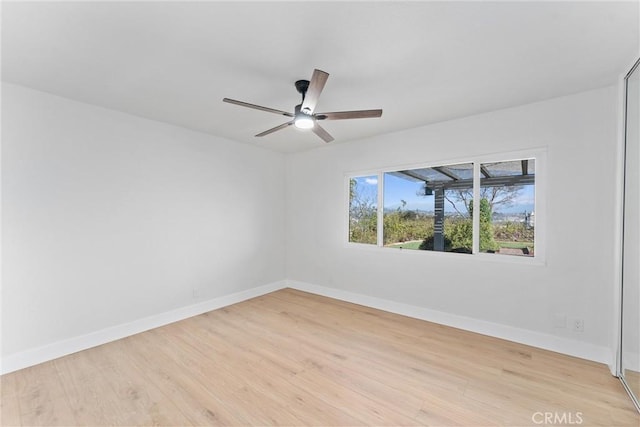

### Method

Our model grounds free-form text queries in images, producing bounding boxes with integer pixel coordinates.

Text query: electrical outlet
[571,318,584,332]
[192,288,200,298]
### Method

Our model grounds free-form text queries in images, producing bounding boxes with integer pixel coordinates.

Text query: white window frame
[344,148,547,265]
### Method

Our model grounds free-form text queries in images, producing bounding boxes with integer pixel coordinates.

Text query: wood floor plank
[54,350,133,426]
[82,341,192,426]
[119,330,249,426]
[416,390,503,427]
[1,372,22,427]
[1,288,639,426]
[113,336,218,426]
[182,311,368,425]
[13,360,77,426]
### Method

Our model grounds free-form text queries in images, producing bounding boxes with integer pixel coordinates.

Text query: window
[383,163,473,253]
[347,152,542,260]
[348,175,378,244]
[479,159,535,257]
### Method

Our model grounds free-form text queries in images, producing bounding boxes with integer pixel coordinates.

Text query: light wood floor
[2,288,639,426]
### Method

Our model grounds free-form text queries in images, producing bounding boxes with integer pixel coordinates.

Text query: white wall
[286,86,619,362]
[1,83,286,361]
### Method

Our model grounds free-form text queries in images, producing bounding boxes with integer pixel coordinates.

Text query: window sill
[344,241,546,266]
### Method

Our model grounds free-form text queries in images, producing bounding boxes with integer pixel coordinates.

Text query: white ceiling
[2,1,639,153]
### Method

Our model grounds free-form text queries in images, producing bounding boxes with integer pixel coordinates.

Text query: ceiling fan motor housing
[294,103,311,116]
[295,79,310,95]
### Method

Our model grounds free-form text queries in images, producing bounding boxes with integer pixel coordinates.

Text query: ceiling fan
[223,69,382,143]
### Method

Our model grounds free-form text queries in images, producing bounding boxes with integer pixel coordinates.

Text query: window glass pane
[349,176,378,244]
[383,163,473,253]
[479,159,535,256]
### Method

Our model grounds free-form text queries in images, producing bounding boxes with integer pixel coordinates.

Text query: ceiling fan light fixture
[294,114,314,129]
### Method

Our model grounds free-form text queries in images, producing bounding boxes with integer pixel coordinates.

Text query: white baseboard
[1,280,287,375]
[287,280,613,366]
